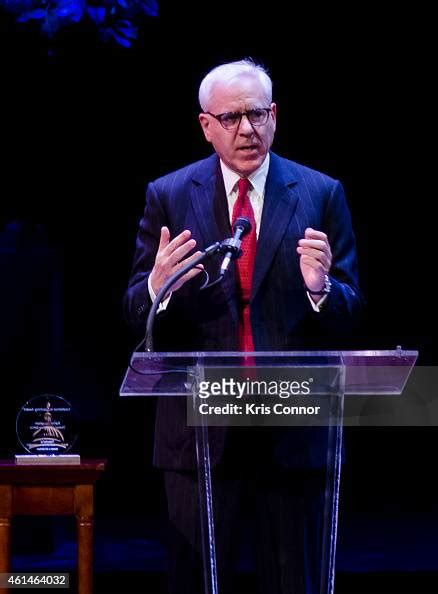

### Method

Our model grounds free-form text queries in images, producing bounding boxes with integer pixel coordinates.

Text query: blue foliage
[0,0,158,47]
[87,5,105,24]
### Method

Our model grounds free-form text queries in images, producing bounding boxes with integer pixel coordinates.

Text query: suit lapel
[190,155,230,247]
[251,153,299,302]
[190,156,238,319]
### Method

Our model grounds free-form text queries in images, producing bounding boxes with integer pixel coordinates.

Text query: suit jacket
[123,152,363,470]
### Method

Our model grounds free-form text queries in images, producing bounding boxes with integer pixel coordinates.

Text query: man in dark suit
[124,59,362,594]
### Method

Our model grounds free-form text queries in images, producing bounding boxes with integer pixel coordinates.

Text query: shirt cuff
[148,275,172,313]
[306,291,328,312]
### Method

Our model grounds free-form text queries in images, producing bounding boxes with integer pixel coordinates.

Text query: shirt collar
[220,153,270,197]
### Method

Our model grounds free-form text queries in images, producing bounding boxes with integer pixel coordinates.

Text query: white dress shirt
[220,153,269,238]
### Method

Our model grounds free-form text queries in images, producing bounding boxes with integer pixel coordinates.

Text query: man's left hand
[297,228,332,292]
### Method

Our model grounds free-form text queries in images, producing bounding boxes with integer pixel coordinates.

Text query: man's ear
[270,102,277,130]
[199,113,213,143]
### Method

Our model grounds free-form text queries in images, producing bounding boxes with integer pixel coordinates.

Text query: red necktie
[232,178,257,352]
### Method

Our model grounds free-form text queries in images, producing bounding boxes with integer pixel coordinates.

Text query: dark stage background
[1,4,436,593]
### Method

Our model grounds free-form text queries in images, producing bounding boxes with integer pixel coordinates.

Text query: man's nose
[238,114,255,134]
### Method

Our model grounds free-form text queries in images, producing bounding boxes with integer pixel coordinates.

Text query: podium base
[15,454,81,465]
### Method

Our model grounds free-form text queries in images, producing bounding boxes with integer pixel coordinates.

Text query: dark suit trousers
[164,428,326,594]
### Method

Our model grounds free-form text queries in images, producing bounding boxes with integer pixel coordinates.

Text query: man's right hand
[149,227,203,297]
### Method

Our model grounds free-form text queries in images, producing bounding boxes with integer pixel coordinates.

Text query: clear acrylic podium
[120,349,417,594]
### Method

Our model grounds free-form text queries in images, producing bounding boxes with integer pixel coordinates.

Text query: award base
[15,454,81,465]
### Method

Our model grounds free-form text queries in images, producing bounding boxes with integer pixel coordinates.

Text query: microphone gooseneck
[220,216,252,276]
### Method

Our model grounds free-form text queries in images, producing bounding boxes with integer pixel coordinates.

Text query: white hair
[198,58,272,112]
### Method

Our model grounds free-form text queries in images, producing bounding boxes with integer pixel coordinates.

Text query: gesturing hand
[150,227,203,297]
[296,228,332,293]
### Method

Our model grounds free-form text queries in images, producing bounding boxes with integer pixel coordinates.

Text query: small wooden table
[0,459,106,594]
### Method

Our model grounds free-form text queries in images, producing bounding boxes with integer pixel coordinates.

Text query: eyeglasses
[205,108,272,130]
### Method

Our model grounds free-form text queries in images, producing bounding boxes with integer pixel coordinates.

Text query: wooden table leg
[75,485,94,594]
[0,517,11,573]
[0,485,12,594]
[77,516,93,594]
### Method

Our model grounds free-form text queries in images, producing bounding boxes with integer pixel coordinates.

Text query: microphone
[220,216,252,275]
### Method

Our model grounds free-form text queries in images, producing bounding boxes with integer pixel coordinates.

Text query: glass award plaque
[15,394,80,464]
